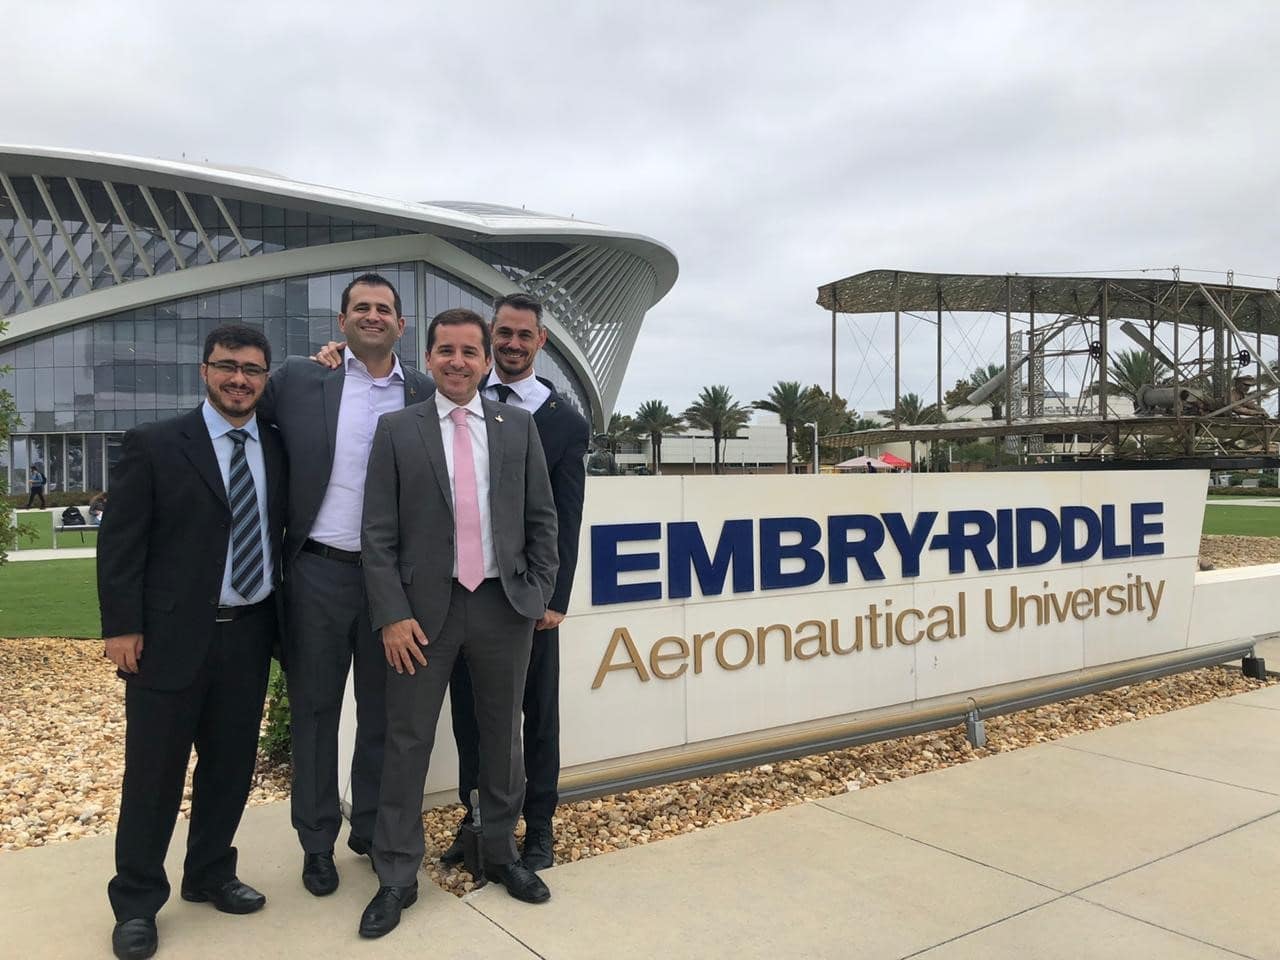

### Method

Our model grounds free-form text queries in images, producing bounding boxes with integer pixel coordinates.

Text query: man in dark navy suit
[99,324,286,960]
[442,292,590,872]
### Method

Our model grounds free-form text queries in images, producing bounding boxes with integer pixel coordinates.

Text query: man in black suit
[257,273,433,897]
[99,324,286,960]
[442,292,590,872]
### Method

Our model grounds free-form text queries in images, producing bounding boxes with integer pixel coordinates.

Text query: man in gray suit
[357,308,558,939]
[258,273,433,897]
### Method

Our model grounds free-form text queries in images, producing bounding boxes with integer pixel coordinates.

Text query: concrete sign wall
[339,470,1260,802]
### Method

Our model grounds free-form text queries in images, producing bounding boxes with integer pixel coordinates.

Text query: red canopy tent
[879,452,911,470]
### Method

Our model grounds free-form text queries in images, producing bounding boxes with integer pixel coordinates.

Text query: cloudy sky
[6,1,1279,417]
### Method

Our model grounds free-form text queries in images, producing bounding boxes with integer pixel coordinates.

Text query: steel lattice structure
[816,269,1280,462]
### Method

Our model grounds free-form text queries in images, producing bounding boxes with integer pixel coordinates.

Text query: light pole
[807,422,819,475]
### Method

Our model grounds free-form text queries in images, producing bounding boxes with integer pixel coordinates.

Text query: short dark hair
[203,322,271,367]
[341,272,402,317]
[492,292,543,325]
[427,308,491,358]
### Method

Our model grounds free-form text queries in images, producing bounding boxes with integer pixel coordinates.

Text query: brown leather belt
[303,538,362,565]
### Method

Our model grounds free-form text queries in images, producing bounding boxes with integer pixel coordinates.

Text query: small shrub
[260,666,292,766]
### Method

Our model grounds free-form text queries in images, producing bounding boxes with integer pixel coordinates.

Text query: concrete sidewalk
[4,685,1279,959]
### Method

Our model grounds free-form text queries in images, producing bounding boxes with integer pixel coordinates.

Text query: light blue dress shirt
[202,400,273,605]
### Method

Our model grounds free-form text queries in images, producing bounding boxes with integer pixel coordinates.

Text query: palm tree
[684,385,751,474]
[889,392,943,469]
[632,400,683,475]
[753,380,814,473]
[602,412,639,455]
[967,363,1006,419]
[1104,349,1169,403]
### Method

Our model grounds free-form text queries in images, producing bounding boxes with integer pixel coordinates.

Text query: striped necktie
[227,429,264,600]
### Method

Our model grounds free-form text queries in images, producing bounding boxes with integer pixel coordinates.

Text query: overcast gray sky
[6,0,1279,416]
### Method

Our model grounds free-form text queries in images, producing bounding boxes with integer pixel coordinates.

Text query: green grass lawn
[13,513,100,550]
[0,558,99,637]
[1202,503,1280,537]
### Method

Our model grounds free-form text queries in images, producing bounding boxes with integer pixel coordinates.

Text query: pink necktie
[450,406,485,591]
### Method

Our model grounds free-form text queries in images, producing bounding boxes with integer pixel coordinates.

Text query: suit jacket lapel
[179,409,228,509]
[415,404,454,516]
[483,397,504,495]
[322,365,344,464]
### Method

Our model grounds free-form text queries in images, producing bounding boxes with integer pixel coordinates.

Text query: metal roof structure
[818,269,1280,337]
[815,269,1280,463]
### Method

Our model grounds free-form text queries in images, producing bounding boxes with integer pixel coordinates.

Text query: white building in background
[617,413,789,475]
[0,144,677,492]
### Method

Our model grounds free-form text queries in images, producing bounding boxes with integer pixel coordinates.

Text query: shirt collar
[485,369,537,399]
[202,399,260,441]
[345,351,404,382]
[434,390,485,421]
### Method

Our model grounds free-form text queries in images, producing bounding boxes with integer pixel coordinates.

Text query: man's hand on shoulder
[535,609,565,632]
[310,340,346,369]
[104,633,144,673]
[381,618,429,674]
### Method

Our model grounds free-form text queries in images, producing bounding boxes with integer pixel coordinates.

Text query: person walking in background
[26,462,46,508]
[98,324,286,960]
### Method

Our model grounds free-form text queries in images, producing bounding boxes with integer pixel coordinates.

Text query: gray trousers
[373,578,533,886]
[285,550,386,853]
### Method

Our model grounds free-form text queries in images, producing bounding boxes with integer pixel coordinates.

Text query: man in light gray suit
[257,273,433,897]
[357,308,558,939]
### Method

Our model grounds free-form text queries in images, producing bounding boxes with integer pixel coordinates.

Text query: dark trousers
[373,579,533,887]
[25,486,45,509]
[450,624,560,827]
[108,606,274,922]
[284,549,386,853]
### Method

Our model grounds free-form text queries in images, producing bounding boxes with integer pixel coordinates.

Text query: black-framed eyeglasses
[205,359,269,378]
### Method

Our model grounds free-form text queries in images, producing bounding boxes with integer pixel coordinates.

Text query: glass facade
[2,259,592,492]
[0,174,407,317]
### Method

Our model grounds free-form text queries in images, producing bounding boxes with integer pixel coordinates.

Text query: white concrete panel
[680,584,918,742]
[911,471,1085,585]
[567,475,684,617]
[1081,556,1196,666]
[1189,564,1280,647]
[1079,468,1206,563]
[913,567,1086,700]
[559,605,689,767]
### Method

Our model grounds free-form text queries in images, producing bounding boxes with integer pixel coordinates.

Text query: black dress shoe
[347,833,376,871]
[358,883,418,939]
[439,826,467,866]
[111,918,157,960]
[520,824,555,871]
[485,861,551,904]
[180,877,267,914]
[302,851,339,896]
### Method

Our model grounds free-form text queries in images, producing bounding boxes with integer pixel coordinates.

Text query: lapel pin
[409,387,417,398]
[495,414,504,423]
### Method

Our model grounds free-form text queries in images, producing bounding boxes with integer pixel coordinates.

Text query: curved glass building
[0,145,677,493]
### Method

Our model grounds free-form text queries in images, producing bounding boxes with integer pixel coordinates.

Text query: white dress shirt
[310,352,406,551]
[483,368,549,415]
[436,390,498,579]
[202,400,273,605]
